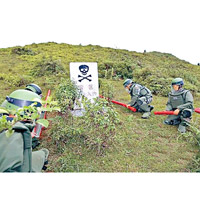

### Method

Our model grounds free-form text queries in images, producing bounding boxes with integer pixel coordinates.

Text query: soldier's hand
[174,109,180,115]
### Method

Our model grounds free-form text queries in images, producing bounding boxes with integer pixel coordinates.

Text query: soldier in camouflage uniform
[164,78,194,133]
[123,79,154,119]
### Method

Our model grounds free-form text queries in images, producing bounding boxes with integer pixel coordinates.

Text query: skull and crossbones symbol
[78,65,92,82]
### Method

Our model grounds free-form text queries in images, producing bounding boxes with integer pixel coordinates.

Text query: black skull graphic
[79,65,89,75]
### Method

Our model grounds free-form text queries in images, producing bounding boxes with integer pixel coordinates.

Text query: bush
[12,47,36,55]
[179,118,200,172]
[32,58,65,77]
[98,61,134,79]
[0,73,34,87]
[50,115,83,153]
[81,98,120,154]
[50,97,120,156]
[55,78,81,113]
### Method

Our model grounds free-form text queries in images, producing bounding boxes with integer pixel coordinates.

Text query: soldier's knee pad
[137,99,144,106]
[172,119,181,125]
[181,109,192,118]
[164,118,181,125]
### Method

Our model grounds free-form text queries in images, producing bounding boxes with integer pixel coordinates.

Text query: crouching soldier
[123,79,154,119]
[164,78,194,133]
[0,84,49,172]
[1,83,43,148]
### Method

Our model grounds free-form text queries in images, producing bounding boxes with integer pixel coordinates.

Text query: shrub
[50,115,83,153]
[98,59,135,79]
[55,78,81,113]
[50,97,120,155]
[0,73,34,87]
[179,118,200,172]
[81,97,120,154]
[12,47,36,55]
[32,58,65,77]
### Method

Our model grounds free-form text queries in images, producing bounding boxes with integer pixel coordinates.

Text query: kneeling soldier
[164,78,194,133]
[123,79,154,119]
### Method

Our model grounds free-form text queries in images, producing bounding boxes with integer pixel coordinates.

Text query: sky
[0,0,199,65]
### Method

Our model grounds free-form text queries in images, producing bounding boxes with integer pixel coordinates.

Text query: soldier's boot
[41,148,49,171]
[41,148,49,162]
[32,148,49,172]
[142,105,154,119]
[139,103,152,119]
[178,124,186,133]
[142,112,151,119]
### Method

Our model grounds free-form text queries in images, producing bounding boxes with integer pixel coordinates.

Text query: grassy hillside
[41,81,200,172]
[0,42,200,172]
[1,42,200,98]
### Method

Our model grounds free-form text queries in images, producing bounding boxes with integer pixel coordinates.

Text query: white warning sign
[70,62,99,100]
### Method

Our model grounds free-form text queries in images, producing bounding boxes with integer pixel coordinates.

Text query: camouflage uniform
[164,78,194,133]
[128,83,153,118]
[164,89,193,128]
[0,121,49,172]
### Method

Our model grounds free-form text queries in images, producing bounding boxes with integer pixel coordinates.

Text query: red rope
[99,95,137,112]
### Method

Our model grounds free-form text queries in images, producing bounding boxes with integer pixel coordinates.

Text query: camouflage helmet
[171,78,184,86]
[26,83,42,95]
[1,89,42,111]
[123,79,133,88]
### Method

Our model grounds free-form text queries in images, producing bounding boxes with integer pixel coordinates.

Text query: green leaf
[52,107,61,112]
[41,107,53,112]
[30,113,40,120]
[0,108,9,114]
[49,101,58,105]
[36,119,49,128]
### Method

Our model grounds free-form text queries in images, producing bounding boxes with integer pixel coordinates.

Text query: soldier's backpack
[0,122,48,172]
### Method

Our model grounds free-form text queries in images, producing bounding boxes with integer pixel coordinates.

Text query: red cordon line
[154,111,176,115]
[195,108,200,114]
[99,95,137,112]
[154,108,200,115]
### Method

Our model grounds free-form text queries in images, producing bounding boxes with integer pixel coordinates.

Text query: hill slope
[1,42,200,98]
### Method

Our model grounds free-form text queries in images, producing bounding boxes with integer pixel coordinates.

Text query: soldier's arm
[129,96,138,106]
[129,85,141,106]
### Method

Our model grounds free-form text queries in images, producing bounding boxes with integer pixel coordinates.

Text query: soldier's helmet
[171,78,184,86]
[123,79,133,88]
[26,84,42,96]
[1,89,42,111]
